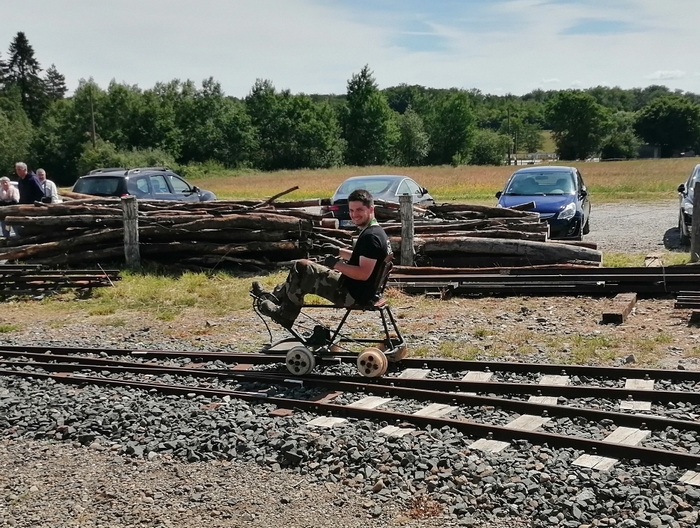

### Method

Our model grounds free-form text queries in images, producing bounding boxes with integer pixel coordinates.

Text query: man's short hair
[0,176,10,183]
[348,189,374,208]
[15,162,27,171]
[37,168,46,176]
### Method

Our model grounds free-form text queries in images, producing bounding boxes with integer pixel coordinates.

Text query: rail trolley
[252,254,407,377]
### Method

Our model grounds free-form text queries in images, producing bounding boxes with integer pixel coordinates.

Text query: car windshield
[504,171,574,195]
[336,177,395,196]
[73,176,121,196]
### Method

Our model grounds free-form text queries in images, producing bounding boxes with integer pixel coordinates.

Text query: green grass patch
[0,324,19,333]
[566,334,619,364]
[603,252,690,267]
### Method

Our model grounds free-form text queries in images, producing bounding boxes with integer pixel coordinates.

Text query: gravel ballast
[2,199,700,527]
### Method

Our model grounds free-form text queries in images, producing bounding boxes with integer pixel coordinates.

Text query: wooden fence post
[399,194,415,266]
[692,183,700,263]
[121,196,140,269]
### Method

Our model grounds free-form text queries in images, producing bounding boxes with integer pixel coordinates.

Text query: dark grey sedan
[323,174,435,227]
[72,167,216,202]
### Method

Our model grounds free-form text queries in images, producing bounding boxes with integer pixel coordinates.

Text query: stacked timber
[0,197,601,270]
[0,198,324,271]
[381,203,601,268]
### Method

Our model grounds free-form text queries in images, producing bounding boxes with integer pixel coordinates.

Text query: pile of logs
[0,193,601,270]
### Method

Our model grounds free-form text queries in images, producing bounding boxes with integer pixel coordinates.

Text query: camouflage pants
[272,260,356,321]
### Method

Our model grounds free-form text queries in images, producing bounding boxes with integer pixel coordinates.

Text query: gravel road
[586,199,682,254]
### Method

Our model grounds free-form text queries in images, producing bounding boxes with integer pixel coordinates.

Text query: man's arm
[334,255,377,281]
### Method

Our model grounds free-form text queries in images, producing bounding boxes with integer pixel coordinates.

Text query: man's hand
[321,243,341,256]
[323,255,340,269]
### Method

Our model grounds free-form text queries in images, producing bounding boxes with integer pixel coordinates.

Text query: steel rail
[2,367,699,469]
[2,358,700,435]
[2,346,700,382]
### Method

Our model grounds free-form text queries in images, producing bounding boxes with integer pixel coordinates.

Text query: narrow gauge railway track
[2,344,700,382]
[2,350,700,471]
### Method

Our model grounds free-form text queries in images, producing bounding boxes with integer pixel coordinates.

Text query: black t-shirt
[345,223,391,303]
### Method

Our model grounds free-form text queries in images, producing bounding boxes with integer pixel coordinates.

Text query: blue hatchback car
[495,166,591,240]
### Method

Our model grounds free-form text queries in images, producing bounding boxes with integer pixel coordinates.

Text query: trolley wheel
[286,346,316,376]
[357,347,388,378]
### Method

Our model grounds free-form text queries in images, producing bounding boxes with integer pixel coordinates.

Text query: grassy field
[190,158,698,203]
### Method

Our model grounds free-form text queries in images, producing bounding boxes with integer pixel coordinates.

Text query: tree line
[2,31,700,186]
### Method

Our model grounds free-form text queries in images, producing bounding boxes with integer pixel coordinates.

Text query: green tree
[6,32,47,124]
[44,64,67,100]
[246,79,343,170]
[342,65,398,166]
[546,90,610,160]
[394,106,429,166]
[426,91,476,165]
[469,129,509,166]
[633,95,700,157]
[520,124,545,153]
[0,90,33,174]
[600,111,640,159]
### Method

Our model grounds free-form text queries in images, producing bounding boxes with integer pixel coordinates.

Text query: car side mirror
[421,187,428,195]
[192,186,199,192]
[495,191,502,199]
[580,189,588,198]
[678,183,686,194]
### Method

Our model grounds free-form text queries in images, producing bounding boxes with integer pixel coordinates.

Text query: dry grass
[192,158,699,203]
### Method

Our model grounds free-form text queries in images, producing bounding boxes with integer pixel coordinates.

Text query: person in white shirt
[0,176,20,237]
[36,168,62,203]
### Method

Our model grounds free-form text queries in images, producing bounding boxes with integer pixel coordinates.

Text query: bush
[77,141,179,175]
[469,129,509,166]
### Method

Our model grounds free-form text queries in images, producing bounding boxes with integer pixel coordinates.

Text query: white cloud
[570,80,583,88]
[646,70,687,80]
[1,0,700,96]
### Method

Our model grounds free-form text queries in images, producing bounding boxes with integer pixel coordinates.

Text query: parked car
[495,166,591,240]
[324,174,435,227]
[676,163,700,245]
[72,167,217,202]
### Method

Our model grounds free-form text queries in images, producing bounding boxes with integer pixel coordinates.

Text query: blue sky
[0,0,698,97]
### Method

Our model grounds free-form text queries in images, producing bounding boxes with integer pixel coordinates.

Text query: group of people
[0,162,61,237]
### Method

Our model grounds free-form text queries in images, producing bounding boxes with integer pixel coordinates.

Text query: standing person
[36,168,61,203]
[0,176,20,237]
[252,189,392,328]
[15,162,44,204]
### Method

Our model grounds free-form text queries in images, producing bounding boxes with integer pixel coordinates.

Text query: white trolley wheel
[286,345,316,376]
[357,347,389,378]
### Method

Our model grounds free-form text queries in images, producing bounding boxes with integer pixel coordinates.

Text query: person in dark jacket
[15,161,44,204]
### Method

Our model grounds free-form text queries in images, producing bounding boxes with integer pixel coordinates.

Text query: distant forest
[2,31,700,185]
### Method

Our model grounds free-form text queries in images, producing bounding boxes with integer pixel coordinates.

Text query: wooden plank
[624,379,654,391]
[620,401,652,411]
[505,415,551,431]
[307,417,346,428]
[680,470,700,487]
[399,368,431,379]
[462,371,493,382]
[574,426,650,470]
[378,425,415,437]
[469,438,510,453]
[413,403,457,418]
[347,396,392,409]
[602,293,637,324]
[528,396,559,405]
[603,426,650,445]
[539,375,570,386]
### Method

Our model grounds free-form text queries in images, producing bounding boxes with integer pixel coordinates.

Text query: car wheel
[582,219,590,235]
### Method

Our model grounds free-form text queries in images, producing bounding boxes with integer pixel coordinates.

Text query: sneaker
[259,300,295,328]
